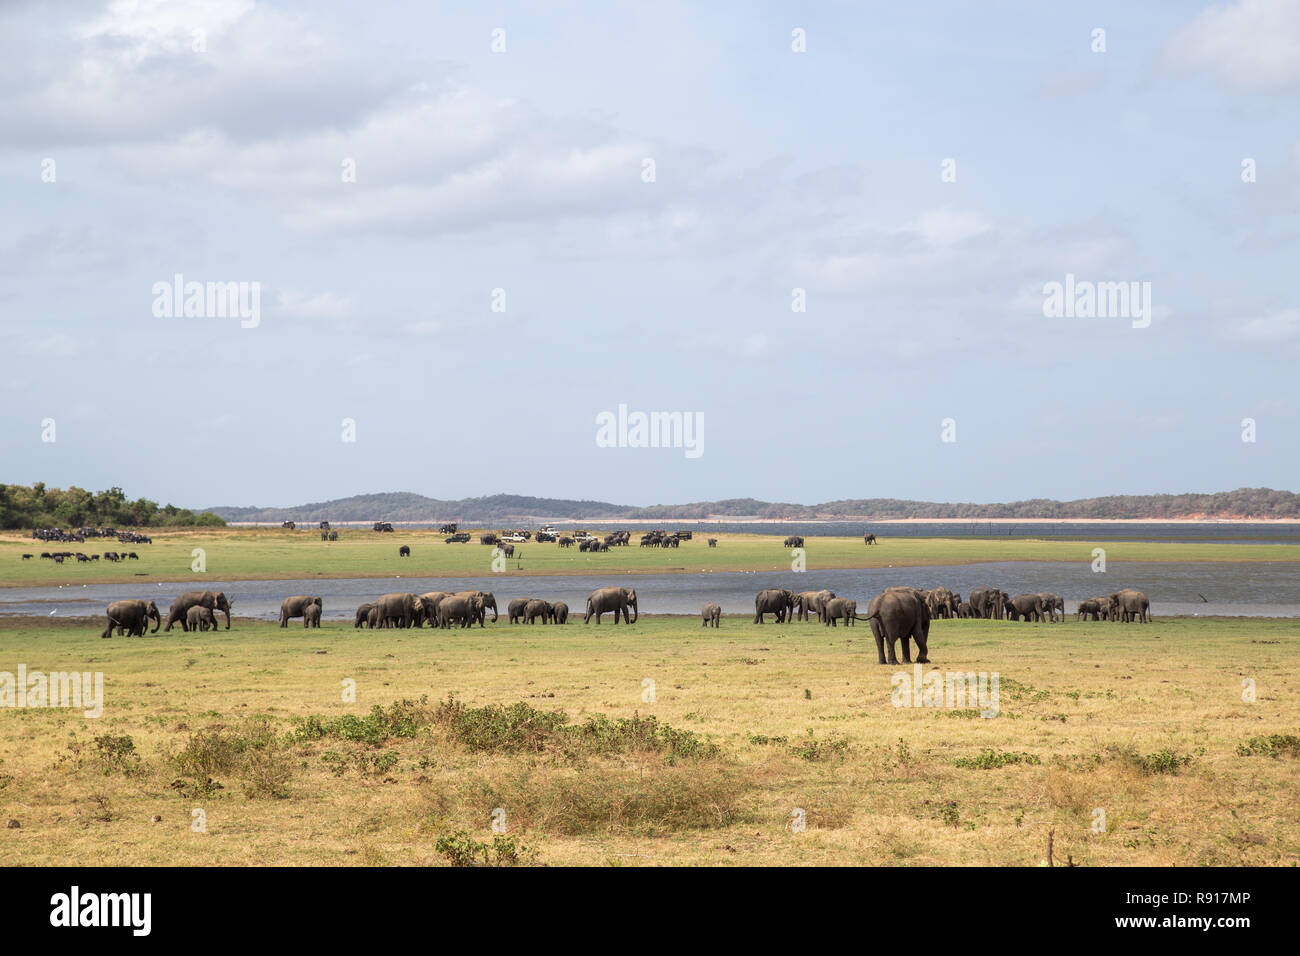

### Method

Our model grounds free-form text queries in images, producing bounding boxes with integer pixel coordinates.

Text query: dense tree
[1,484,226,530]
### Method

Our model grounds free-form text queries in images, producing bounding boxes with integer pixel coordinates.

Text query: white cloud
[1231,307,1300,342]
[1162,0,1300,92]
[274,290,354,320]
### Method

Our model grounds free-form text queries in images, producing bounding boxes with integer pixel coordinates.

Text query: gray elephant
[701,602,721,627]
[794,589,835,622]
[584,587,638,624]
[956,601,974,619]
[822,597,864,627]
[553,601,569,624]
[101,599,161,639]
[1006,593,1047,622]
[753,588,795,624]
[376,592,420,628]
[1108,589,1151,623]
[1076,598,1104,621]
[1036,593,1065,623]
[186,605,218,632]
[967,587,1005,620]
[524,599,553,624]
[437,594,483,629]
[453,590,497,626]
[865,587,931,665]
[418,592,454,626]
[354,602,376,628]
[304,603,322,628]
[280,595,322,628]
[508,597,532,624]
[928,587,959,620]
[164,590,232,631]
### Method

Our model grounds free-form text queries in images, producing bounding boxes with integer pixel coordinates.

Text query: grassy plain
[2,526,1297,587]
[0,614,1295,866]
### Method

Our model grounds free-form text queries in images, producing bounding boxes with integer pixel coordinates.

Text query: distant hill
[206,488,1300,523]
[209,493,629,524]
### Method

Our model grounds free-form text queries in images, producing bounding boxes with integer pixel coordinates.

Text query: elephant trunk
[222,604,231,629]
[150,613,160,634]
[629,598,637,623]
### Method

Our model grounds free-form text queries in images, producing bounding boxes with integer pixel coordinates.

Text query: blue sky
[1,0,1298,508]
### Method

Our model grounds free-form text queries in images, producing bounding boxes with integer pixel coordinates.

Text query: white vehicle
[503,533,528,542]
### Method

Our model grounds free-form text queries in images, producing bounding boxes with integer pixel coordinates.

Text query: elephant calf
[701,602,721,627]
[304,603,322,628]
[186,605,218,632]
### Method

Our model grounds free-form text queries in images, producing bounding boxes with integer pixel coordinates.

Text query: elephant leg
[869,620,888,665]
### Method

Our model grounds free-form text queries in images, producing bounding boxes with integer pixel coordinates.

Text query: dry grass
[0,614,1296,865]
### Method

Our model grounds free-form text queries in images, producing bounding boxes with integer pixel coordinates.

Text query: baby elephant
[303,603,322,628]
[186,605,218,632]
[701,602,721,627]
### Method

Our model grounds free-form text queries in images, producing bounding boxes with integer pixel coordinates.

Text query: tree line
[0,484,226,530]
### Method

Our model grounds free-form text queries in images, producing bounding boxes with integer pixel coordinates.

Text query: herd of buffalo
[97,578,1151,668]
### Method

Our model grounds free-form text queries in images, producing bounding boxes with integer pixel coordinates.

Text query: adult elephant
[968,587,1005,620]
[701,602,721,627]
[794,589,835,622]
[524,599,553,624]
[1037,593,1065,623]
[186,606,218,632]
[354,602,376,628]
[507,597,532,624]
[929,587,959,620]
[822,597,864,628]
[164,590,232,631]
[101,599,161,639]
[436,594,482,629]
[454,590,498,625]
[584,587,638,624]
[418,592,454,626]
[1109,589,1151,623]
[553,601,569,624]
[376,592,420,629]
[783,535,805,548]
[864,533,877,545]
[1006,593,1047,622]
[753,588,795,624]
[865,587,931,665]
[280,595,322,628]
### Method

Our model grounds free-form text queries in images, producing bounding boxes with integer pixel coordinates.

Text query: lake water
[4,561,1298,621]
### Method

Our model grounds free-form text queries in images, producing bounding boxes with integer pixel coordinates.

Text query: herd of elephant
[327,586,636,629]
[100,590,233,639]
[99,583,1150,664]
[742,584,1152,666]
